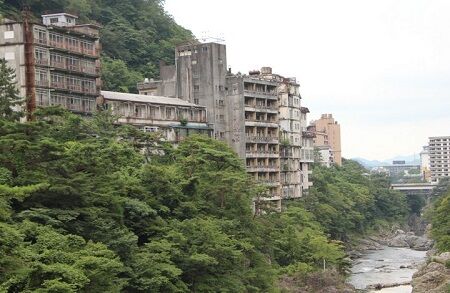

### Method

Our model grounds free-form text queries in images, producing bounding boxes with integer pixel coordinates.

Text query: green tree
[0,58,23,121]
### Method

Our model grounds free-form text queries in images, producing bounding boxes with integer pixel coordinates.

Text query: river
[348,246,427,292]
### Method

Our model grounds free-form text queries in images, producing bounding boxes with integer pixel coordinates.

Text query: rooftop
[101,91,205,108]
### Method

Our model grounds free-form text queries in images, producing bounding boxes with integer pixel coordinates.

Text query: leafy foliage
[0,58,23,121]
[302,159,409,240]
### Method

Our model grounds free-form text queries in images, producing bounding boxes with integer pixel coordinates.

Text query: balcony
[50,60,66,70]
[256,179,279,186]
[245,151,279,158]
[246,165,279,172]
[35,58,48,66]
[51,81,66,90]
[34,38,47,46]
[49,40,65,50]
[246,135,279,143]
[244,90,277,100]
[35,79,49,87]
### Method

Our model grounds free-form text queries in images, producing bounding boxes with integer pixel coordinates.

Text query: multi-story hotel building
[0,13,101,117]
[428,136,450,183]
[138,42,314,209]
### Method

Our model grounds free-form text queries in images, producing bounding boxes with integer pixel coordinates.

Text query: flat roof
[101,91,205,108]
[42,13,78,19]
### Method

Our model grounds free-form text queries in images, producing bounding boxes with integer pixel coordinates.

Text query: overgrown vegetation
[430,178,450,252]
[0,61,412,291]
[0,0,193,92]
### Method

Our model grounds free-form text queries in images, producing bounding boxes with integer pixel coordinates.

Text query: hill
[0,0,193,92]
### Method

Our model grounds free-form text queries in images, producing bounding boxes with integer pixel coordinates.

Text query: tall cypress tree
[0,58,23,121]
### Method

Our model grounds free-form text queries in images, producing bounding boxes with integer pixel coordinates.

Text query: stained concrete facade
[101,90,211,142]
[0,14,101,116]
[137,42,315,209]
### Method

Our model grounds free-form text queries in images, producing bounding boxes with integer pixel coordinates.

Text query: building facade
[139,42,315,208]
[310,114,342,166]
[0,13,101,117]
[429,136,450,183]
[102,91,211,142]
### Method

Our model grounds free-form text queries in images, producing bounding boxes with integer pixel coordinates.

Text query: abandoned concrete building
[0,13,101,117]
[101,90,211,142]
[138,41,315,209]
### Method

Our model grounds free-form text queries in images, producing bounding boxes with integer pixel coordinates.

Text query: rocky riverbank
[411,251,450,292]
[347,229,433,260]
[348,228,433,292]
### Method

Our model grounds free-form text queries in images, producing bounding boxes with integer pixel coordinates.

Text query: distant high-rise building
[0,13,101,117]
[310,114,342,166]
[428,136,450,183]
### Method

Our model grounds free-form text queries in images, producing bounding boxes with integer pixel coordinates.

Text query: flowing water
[348,246,427,292]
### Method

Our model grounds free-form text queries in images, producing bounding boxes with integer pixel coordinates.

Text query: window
[34,48,47,64]
[166,108,173,119]
[191,60,197,65]
[66,37,80,51]
[49,33,63,47]
[6,24,13,31]
[67,76,81,91]
[67,56,80,71]
[34,28,47,45]
[194,98,199,104]
[50,17,59,24]
[193,85,200,91]
[35,69,48,87]
[36,90,49,106]
[50,53,64,68]
[202,47,208,52]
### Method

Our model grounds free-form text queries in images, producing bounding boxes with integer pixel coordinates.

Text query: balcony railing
[246,135,279,143]
[50,60,66,70]
[35,79,48,87]
[49,40,65,50]
[247,165,279,172]
[34,38,47,46]
[35,58,48,66]
[51,81,66,89]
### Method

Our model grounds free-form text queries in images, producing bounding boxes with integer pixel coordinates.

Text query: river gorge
[349,245,427,292]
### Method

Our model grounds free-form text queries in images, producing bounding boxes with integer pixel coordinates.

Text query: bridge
[390,183,437,199]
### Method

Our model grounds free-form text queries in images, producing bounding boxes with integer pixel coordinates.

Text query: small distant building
[310,114,342,166]
[315,145,334,167]
[428,136,450,183]
[420,146,431,182]
[101,91,212,142]
[0,13,101,117]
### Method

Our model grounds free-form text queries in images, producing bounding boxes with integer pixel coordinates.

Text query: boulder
[388,234,409,247]
[412,255,450,293]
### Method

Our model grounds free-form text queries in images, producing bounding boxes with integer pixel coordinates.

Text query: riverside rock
[412,252,450,292]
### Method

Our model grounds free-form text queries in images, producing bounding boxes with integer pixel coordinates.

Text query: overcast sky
[165,0,450,160]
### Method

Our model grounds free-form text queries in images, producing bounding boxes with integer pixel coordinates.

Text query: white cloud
[165,0,450,159]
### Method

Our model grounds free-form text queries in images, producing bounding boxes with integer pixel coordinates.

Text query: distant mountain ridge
[352,154,421,169]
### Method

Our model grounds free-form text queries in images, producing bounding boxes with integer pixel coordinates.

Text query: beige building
[310,114,342,166]
[0,13,101,117]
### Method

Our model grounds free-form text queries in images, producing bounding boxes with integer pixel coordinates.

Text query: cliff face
[412,251,450,292]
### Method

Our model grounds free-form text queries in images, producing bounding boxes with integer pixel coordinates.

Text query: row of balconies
[244,104,278,111]
[35,38,98,57]
[256,179,279,186]
[246,165,280,172]
[35,79,98,95]
[246,135,279,143]
[35,58,99,76]
[245,151,279,158]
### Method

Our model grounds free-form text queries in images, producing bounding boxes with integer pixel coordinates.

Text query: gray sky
[165,0,450,160]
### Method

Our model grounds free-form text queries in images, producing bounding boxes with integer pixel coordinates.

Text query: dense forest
[0,0,193,92]
[0,56,415,291]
